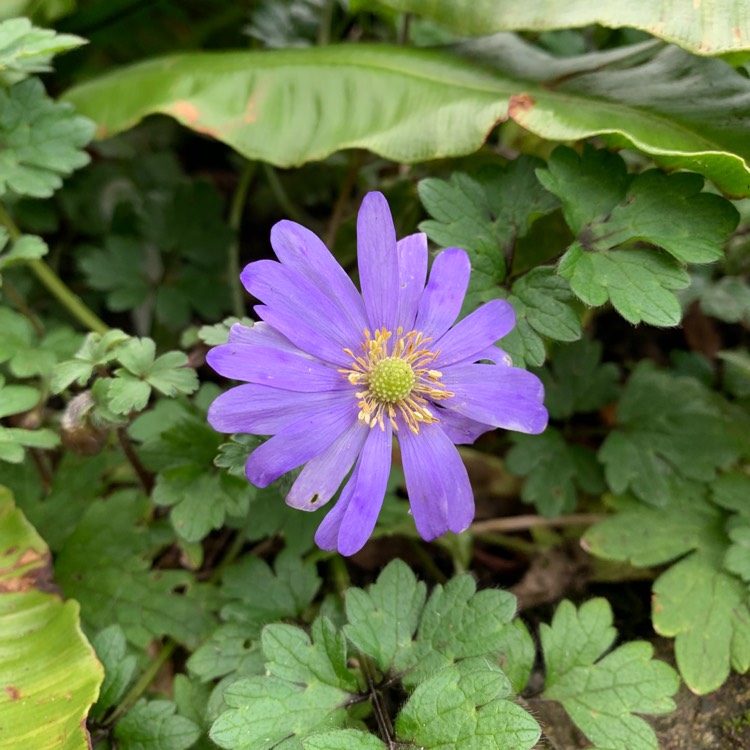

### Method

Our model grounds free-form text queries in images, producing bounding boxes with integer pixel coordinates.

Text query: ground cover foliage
[0,1,749,748]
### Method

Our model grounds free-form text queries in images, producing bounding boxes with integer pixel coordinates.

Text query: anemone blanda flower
[206,191,547,555]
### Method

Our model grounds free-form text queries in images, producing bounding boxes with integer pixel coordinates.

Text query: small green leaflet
[0,375,58,463]
[535,337,619,420]
[0,77,94,198]
[113,699,201,750]
[541,599,679,750]
[506,428,604,516]
[0,17,85,79]
[344,559,426,672]
[188,554,321,682]
[51,328,131,393]
[539,146,739,326]
[0,230,47,281]
[0,306,81,378]
[395,663,540,750]
[584,496,750,694]
[100,337,198,415]
[89,624,137,721]
[599,363,743,506]
[394,571,518,688]
[501,268,582,367]
[418,157,559,308]
[55,490,217,649]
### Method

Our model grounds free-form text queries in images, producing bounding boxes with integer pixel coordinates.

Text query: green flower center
[369,356,416,403]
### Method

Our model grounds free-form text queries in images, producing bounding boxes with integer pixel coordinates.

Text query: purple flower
[207,192,547,555]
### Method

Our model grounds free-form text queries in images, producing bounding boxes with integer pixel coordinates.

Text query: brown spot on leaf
[734,27,742,41]
[5,686,21,701]
[168,100,200,125]
[509,93,535,113]
[0,548,59,595]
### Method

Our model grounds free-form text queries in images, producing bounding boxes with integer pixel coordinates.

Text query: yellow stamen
[339,327,454,434]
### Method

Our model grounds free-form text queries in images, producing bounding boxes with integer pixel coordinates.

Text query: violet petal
[336,423,393,556]
[395,232,428,332]
[357,192,399,332]
[434,299,515,367]
[244,400,357,487]
[399,423,474,539]
[271,220,368,333]
[441,363,548,434]
[286,420,368,510]
[414,248,470,340]
[206,344,345,391]
[208,384,352,435]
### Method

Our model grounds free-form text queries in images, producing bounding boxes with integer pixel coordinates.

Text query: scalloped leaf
[0,486,103,750]
[63,41,750,195]
[359,0,750,57]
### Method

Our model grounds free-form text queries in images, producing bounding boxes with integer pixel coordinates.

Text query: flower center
[340,327,454,434]
[369,357,415,402]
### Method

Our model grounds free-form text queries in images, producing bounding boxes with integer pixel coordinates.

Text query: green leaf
[598,364,743,505]
[541,147,738,262]
[63,41,750,195]
[188,554,320,682]
[153,467,250,543]
[344,559,426,672]
[395,572,518,687]
[501,268,582,367]
[0,486,103,750]
[198,317,255,347]
[117,338,199,397]
[113,699,201,750]
[0,17,85,79]
[652,552,750,694]
[363,0,750,57]
[0,231,48,278]
[0,307,81,378]
[418,158,559,307]
[302,730,385,750]
[55,491,217,649]
[395,664,541,750]
[542,599,679,750]
[90,625,137,720]
[583,500,750,693]
[51,329,131,392]
[684,269,750,324]
[506,428,604,516]
[535,338,619,420]
[77,236,149,312]
[100,338,199,415]
[724,523,750,582]
[583,495,720,568]
[0,77,94,198]
[263,618,359,693]
[543,149,737,325]
[209,677,351,750]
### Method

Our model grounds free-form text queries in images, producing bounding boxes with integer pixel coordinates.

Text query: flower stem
[0,202,109,334]
[105,639,177,726]
[116,427,154,494]
[470,513,605,535]
[228,160,257,318]
[27,258,109,333]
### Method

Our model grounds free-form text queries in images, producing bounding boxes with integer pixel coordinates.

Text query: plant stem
[105,639,177,726]
[116,427,154,494]
[28,258,109,333]
[470,513,605,535]
[324,151,362,250]
[228,161,257,318]
[2,279,45,335]
[0,202,109,334]
[262,163,312,225]
[329,554,351,597]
